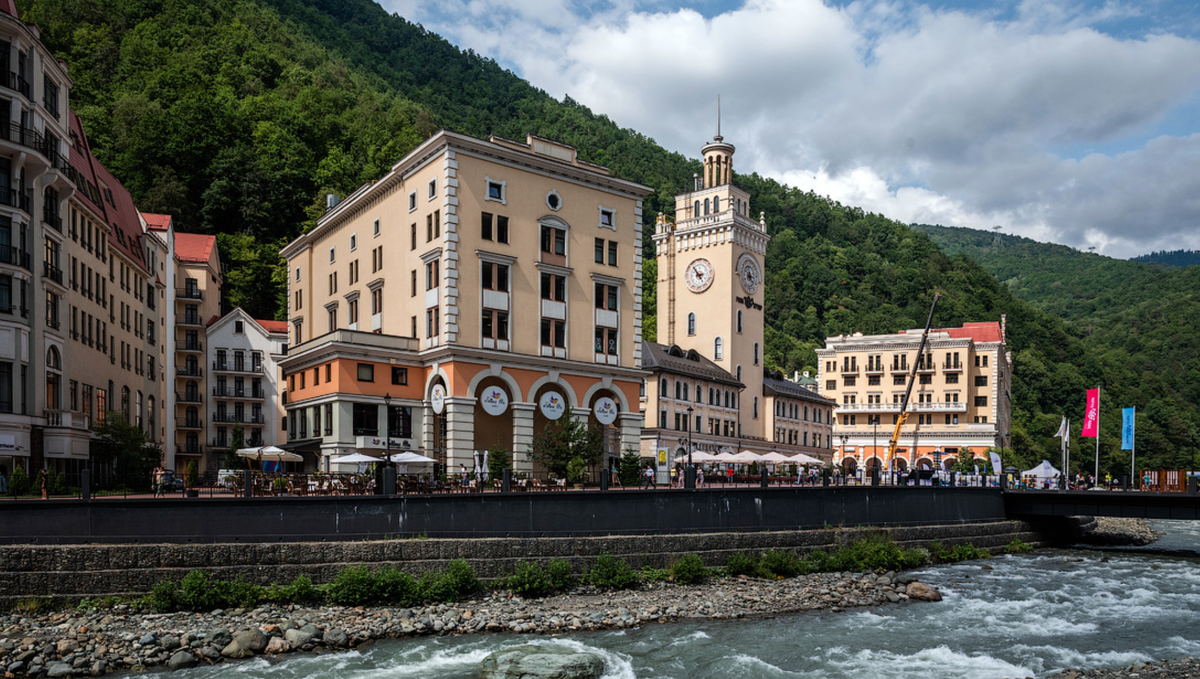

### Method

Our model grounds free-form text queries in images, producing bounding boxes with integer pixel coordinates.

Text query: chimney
[325,193,340,212]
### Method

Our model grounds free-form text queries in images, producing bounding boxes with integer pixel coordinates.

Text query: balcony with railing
[176,390,204,404]
[0,71,31,99]
[0,243,30,271]
[43,262,63,285]
[839,365,860,375]
[212,386,265,399]
[915,361,936,374]
[178,418,204,430]
[212,361,262,374]
[176,445,205,457]
[44,409,91,430]
[0,185,31,214]
[179,340,204,353]
[864,363,885,375]
[178,313,203,327]
[942,361,964,372]
[212,412,266,424]
[176,287,203,301]
[176,365,203,378]
[42,207,62,232]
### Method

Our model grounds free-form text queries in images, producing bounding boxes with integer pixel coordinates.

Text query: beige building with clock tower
[640,130,834,473]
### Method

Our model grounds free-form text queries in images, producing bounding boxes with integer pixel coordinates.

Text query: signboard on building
[356,436,415,451]
[593,396,618,425]
[431,384,446,414]
[480,387,509,416]
[539,391,566,420]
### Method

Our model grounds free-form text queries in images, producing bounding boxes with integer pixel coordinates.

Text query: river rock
[233,629,267,652]
[905,582,943,602]
[324,627,349,647]
[264,637,291,654]
[480,644,605,679]
[283,629,312,646]
[167,651,196,670]
[46,661,73,677]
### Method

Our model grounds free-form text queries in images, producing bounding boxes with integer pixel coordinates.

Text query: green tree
[223,422,246,469]
[531,417,602,478]
[91,412,161,490]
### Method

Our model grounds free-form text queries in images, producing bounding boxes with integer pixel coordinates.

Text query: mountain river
[164,520,1200,679]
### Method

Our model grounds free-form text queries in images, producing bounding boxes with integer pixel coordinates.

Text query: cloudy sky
[377,0,1200,259]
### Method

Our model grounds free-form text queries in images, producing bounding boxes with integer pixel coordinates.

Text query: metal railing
[0,185,31,214]
[177,287,203,300]
[0,243,30,270]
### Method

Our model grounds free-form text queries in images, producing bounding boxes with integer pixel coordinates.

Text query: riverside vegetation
[0,535,1019,677]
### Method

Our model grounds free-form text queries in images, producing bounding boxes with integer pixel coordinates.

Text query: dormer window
[486,178,506,204]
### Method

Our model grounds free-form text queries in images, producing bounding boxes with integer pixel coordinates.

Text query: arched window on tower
[713,196,720,213]
[753,397,758,419]
[704,198,710,216]
[694,200,700,218]
[736,366,742,382]
[687,313,695,336]
[737,310,743,333]
[714,337,723,360]
[754,342,760,365]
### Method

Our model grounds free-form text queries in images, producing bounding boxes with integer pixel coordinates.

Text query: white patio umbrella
[757,452,793,464]
[712,452,739,462]
[388,451,436,463]
[731,451,763,464]
[790,452,826,465]
[236,445,303,462]
[330,452,384,464]
[674,451,718,463]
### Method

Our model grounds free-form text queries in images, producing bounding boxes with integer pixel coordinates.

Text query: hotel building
[817,320,1012,473]
[279,131,652,472]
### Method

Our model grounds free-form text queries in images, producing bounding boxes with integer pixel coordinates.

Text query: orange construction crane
[885,293,941,469]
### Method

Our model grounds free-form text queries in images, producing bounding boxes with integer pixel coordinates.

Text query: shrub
[374,568,420,606]
[418,569,453,602]
[586,553,637,590]
[760,550,803,578]
[148,580,178,612]
[951,544,989,561]
[507,561,551,598]
[832,534,927,572]
[266,575,323,606]
[670,554,708,585]
[725,552,760,577]
[440,559,480,598]
[1004,538,1033,554]
[9,466,28,496]
[178,571,216,610]
[545,558,574,592]
[327,565,376,606]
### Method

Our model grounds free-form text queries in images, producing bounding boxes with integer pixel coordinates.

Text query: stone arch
[864,456,882,472]
[525,374,580,409]
[538,214,571,231]
[473,375,515,457]
[841,457,858,473]
[916,457,933,470]
[580,380,629,414]
[423,365,451,400]
[893,457,909,472]
[466,366,522,404]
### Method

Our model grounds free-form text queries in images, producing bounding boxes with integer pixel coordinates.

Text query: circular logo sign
[480,386,509,416]
[539,391,566,420]
[430,384,446,414]
[593,396,618,425]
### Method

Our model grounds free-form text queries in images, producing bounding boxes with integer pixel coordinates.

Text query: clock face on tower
[738,253,761,294]
[685,258,715,293]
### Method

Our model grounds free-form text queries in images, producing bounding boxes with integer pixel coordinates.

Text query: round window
[546,190,562,211]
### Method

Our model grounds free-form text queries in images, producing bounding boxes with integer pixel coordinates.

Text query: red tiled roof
[900,321,1003,343]
[255,319,289,334]
[175,232,216,264]
[69,112,149,272]
[0,1,17,19]
[141,212,171,231]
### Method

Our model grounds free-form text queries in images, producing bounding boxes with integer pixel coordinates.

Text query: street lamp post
[840,434,849,485]
[873,417,879,483]
[685,405,694,489]
[384,393,394,485]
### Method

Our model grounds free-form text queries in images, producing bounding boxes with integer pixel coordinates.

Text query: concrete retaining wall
[0,517,1090,603]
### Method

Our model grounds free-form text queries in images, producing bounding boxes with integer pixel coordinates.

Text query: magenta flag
[1082,388,1099,437]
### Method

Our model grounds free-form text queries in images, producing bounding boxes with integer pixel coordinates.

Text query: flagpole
[1130,407,1136,489]
[1099,389,1103,480]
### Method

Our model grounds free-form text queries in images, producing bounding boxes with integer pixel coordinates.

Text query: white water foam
[822,644,1036,679]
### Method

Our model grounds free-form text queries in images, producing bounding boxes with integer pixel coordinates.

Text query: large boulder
[906,582,943,602]
[232,630,268,652]
[481,645,605,679]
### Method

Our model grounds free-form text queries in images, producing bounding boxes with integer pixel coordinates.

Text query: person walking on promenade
[40,469,48,500]
[642,464,655,489]
[669,465,678,488]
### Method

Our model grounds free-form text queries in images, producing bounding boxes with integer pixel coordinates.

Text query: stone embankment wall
[0,517,1091,604]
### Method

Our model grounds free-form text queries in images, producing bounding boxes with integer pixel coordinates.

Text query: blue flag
[1121,407,1135,451]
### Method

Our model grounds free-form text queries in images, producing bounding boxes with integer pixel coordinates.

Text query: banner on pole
[1082,388,1099,438]
[1121,407,1135,451]
[989,451,1002,474]
[1054,416,1068,439]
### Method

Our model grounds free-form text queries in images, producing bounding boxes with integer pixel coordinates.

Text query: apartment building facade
[280,131,651,472]
[641,131,833,476]
[168,232,221,471]
[817,320,1013,473]
[205,308,287,453]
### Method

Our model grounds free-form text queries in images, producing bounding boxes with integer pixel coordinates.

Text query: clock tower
[654,129,770,439]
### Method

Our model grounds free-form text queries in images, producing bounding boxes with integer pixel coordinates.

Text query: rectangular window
[608,241,617,266]
[868,375,880,386]
[357,363,375,382]
[594,283,619,311]
[488,180,503,201]
[594,238,604,263]
[373,219,380,236]
[540,273,566,301]
[594,327,618,355]
[353,403,378,436]
[348,299,358,324]
[946,373,959,384]
[826,380,836,391]
[482,212,493,241]
[426,306,440,337]
[541,226,565,256]
[893,375,906,385]
[844,376,856,387]
[497,215,509,244]
[974,396,988,407]
[411,223,416,250]
[391,367,408,385]
[428,179,437,200]
[918,374,932,385]
[481,309,510,340]
[426,259,439,290]
[599,209,614,228]
[975,375,988,386]
[540,318,565,348]
[409,192,417,211]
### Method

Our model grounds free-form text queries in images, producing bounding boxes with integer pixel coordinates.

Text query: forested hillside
[1132,250,1200,268]
[18,0,1196,473]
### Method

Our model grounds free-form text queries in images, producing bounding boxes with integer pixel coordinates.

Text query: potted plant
[272,476,289,496]
[185,460,200,497]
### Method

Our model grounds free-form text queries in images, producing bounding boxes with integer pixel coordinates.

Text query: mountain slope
[17,0,1193,472]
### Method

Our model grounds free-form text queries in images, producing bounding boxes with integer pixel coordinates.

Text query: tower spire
[715,95,722,141]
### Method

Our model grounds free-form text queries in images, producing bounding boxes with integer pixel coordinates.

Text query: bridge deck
[1004,489,1200,520]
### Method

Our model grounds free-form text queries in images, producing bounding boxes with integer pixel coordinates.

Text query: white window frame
[329,247,336,263]
[485,177,506,205]
[350,233,357,251]
[295,267,301,282]
[408,192,417,212]
[428,179,437,200]
[545,189,562,211]
[373,219,381,236]
[598,206,616,231]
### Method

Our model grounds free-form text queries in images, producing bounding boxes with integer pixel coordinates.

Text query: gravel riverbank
[1046,657,1200,679]
[0,571,940,677]
[1081,518,1162,546]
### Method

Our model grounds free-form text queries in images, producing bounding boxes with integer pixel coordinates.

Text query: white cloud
[380,0,1200,258]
